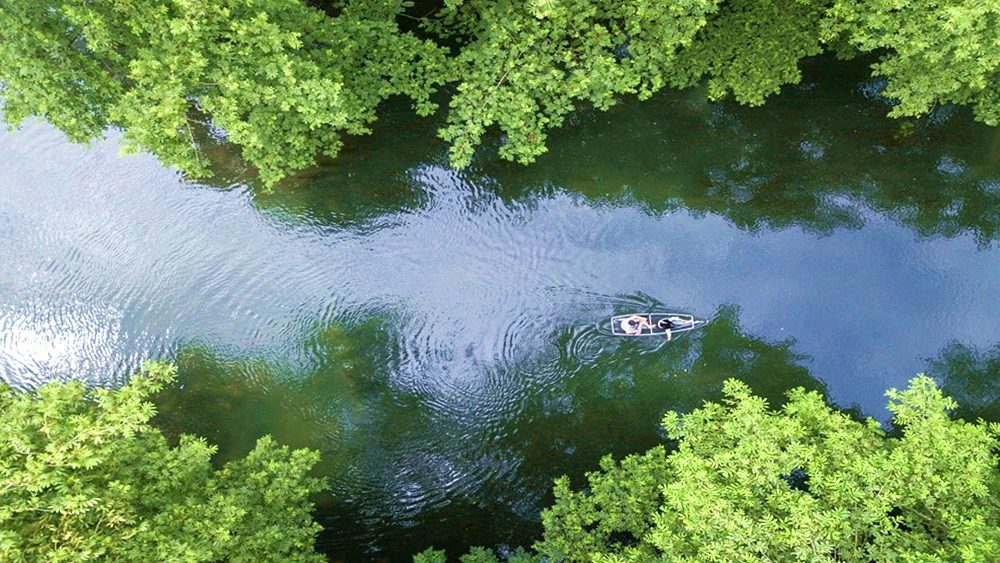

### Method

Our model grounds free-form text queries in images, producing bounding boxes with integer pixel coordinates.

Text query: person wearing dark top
[657,316,689,341]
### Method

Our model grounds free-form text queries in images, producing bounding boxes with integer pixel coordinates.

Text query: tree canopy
[0,0,448,185]
[535,376,1000,562]
[0,361,325,562]
[1,0,998,185]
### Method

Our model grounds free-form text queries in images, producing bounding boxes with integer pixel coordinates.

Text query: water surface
[0,59,998,559]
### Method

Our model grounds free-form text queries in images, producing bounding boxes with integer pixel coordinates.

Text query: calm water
[1,60,998,559]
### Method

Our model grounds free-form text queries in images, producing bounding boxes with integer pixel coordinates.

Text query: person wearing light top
[620,315,652,335]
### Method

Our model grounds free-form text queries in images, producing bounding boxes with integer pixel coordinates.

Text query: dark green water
[1,60,998,560]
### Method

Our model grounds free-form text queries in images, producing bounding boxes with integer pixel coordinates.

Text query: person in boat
[656,316,690,342]
[621,315,653,335]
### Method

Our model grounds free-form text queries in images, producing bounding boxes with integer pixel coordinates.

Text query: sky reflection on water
[1,127,996,416]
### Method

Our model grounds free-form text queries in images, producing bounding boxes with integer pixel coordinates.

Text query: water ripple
[1,118,998,556]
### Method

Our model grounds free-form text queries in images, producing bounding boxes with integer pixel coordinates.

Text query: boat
[600,313,705,337]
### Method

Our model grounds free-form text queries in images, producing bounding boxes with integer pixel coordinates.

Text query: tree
[824,0,1000,125]
[427,0,720,167]
[0,361,325,562]
[536,376,1000,562]
[665,0,826,106]
[0,0,448,186]
[1,1,999,185]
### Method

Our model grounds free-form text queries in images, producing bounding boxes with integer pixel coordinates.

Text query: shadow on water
[239,56,999,246]
[476,57,1000,246]
[153,305,828,560]
[924,341,1000,422]
[154,320,388,467]
[242,105,443,226]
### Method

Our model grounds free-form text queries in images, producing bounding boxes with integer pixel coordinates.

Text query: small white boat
[601,313,705,337]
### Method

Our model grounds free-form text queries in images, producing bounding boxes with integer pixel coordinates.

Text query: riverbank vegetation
[4,363,997,561]
[1,0,997,186]
[0,362,325,561]
[419,376,1000,562]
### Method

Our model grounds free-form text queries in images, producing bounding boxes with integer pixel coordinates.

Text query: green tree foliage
[413,545,538,562]
[429,0,720,167]
[0,0,447,185]
[536,376,1000,562]
[0,361,325,562]
[667,0,826,105]
[1,0,999,184]
[824,0,1000,125]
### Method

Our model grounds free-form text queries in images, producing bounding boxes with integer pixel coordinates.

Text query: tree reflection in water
[925,341,1000,422]
[153,321,384,467]
[235,57,998,246]
[153,305,841,559]
[149,56,997,561]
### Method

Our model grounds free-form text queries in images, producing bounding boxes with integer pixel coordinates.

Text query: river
[1,60,997,559]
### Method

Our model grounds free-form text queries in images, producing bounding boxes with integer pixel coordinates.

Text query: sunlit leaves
[1,0,999,184]
[0,361,325,561]
[668,0,827,105]
[0,0,447,187]
[824,0,1000,124]
[434,0,720,168]
[536,376,1000,562]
